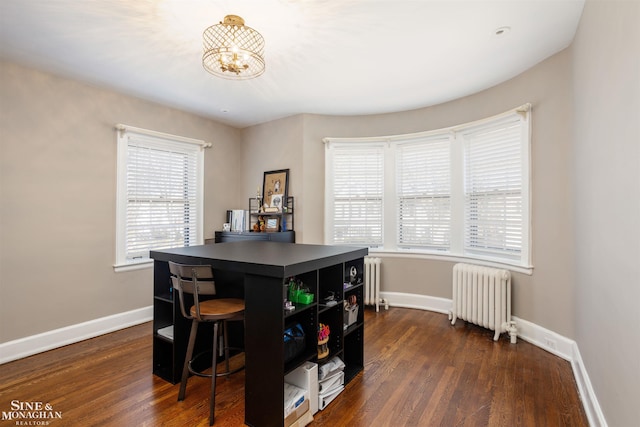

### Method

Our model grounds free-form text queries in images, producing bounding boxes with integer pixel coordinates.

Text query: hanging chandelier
[202,15,265,80]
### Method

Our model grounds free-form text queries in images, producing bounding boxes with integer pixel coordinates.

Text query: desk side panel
[244,274,285,427]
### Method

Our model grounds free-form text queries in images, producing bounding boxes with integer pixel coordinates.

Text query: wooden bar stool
[169,261,245,426]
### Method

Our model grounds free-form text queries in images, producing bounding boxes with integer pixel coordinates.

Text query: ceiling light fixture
[202,15,265,80]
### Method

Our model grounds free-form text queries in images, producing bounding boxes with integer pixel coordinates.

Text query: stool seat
[191,298,244,321]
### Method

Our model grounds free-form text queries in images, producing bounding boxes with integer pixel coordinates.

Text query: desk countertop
[150,241,368,278]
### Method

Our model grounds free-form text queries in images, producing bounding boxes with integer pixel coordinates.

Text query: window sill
[368,250,533,275]
[113,259,153,273]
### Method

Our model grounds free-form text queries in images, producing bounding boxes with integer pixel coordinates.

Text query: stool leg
[179,319,198,401]
[209,321,219,426]
[223,320,230,374]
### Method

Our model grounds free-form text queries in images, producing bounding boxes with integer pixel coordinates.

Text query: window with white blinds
[325,143,384,246]
[115,125,206,269]
[463,118,525,260]
[396,136,451,250]
[324,104,531,270]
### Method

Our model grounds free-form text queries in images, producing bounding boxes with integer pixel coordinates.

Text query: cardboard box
[284,399,309,427]
[285,362,319,414]
[284,382,309,427]
[288,408,313,427]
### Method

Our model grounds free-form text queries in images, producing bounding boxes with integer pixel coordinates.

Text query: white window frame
[114,124,210,272]
[324,141,385,247]
[324,104,532,273]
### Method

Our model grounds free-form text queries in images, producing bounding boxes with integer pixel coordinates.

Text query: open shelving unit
[150,242,366,425]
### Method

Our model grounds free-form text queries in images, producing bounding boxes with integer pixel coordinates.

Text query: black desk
[150,241,367,427]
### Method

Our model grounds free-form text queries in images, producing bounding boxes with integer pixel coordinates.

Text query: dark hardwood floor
[0,308,588,426]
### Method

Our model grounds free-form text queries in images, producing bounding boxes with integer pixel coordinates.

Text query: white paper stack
[156,325,173,341]
[318,356,345,410]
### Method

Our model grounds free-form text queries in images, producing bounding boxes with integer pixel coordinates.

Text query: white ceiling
[0,0,584,128]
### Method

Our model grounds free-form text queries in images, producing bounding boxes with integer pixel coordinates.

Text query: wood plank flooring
[0,308,588,426]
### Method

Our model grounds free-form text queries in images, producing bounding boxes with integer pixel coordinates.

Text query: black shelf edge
[154,333,174,344]
[344,321,363,337]
[154,294,173,303]
[315,349,344,366]
[284,301,317,319]
[344,364,363,383]
[318,301,343,315]
[343,283,363,292]
[284,349,317,375]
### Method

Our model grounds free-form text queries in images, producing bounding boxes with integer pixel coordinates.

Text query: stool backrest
[169,262,216,321]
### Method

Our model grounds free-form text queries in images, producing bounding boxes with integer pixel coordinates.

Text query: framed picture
[262,169,289,208]
[265,217,280,232]
[270,194,283,211]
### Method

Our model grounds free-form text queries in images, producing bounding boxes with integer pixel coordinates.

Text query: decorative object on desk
[255,186,263,212]
[231,209,245,231]
[317,323,330,359]
[343,296,359,330]
[346,264,362,285]
[222,222,230,232]
[288,277,298,303]
[323,291,338,306]
[297,292,313,304]
[252,215,266,232]
[265,217,280,232]
[262,169,289,208]
[284,323,306,363]
[288,278,313,304]
[270,194,283,211]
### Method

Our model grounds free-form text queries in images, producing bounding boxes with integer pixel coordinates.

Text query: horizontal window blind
[324,104,530,269]
[115,127,205,267]
[397,137,451,250]
[328,144,383,246]
[463,118,523,260]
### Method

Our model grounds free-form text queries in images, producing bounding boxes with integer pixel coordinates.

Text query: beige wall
[572,0,640,425]
[0,61,242,342]
[243,48,576,338]
[240,115,304,236]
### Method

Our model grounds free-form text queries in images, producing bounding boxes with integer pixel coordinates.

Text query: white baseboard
[380,291,451,314]
[379,292,606,427]
[0,306,153,365]
[571,344,608,427]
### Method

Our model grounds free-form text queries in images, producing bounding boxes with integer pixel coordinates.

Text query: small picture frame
[265,217,280,232]
[262,169,289,208]
[270,194,283,211]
